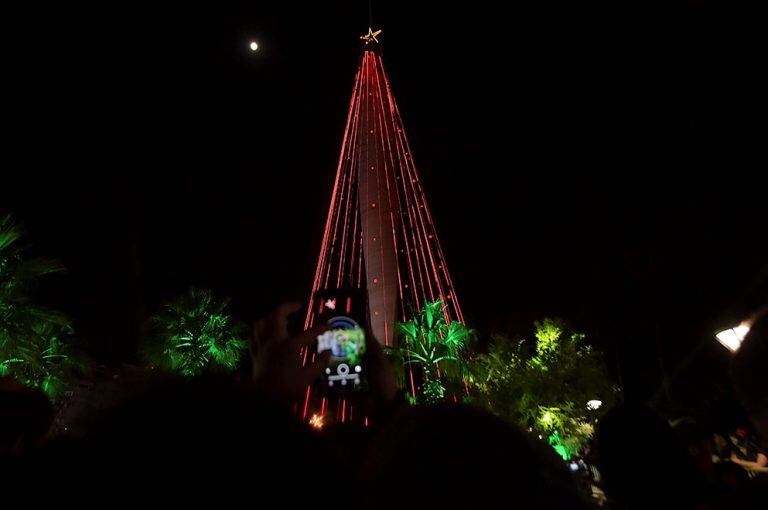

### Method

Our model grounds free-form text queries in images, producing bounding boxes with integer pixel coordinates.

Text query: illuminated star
[360,27,382,44]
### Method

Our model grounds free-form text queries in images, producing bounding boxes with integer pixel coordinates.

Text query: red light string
[301,46,465,422]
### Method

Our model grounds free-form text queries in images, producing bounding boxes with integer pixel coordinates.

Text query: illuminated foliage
[144,288,246,377]
[473,318,614,459]
[393,300,473,404]
[0,214,81,398]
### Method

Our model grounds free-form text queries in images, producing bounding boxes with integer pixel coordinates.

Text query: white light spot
[249,41,259,51]
[716,323,750,352]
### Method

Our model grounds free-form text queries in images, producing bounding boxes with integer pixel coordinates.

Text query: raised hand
[251,302,331,402]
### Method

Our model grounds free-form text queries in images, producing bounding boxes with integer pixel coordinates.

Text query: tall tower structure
[304,30,464,420]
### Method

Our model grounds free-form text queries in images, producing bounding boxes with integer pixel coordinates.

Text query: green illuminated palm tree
[144,288,246,377]
[0,214,81,398]
[395,300,473,403]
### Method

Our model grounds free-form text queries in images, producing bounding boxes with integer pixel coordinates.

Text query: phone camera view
[317,315,366,388]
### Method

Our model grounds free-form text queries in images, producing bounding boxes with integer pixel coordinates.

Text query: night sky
[4,2,767,410]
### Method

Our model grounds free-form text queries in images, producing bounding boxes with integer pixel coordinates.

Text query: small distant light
[538,435,543,440]
[716,323,750,352]
[587,399,603,411]
[249,41,259,51]
[569,462,579,471]
[309,413,324,430]
[542,412,553,423]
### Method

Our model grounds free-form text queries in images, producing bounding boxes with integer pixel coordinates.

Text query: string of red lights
[302,44,464,423]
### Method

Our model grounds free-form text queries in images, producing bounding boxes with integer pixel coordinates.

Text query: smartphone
[313,288,368,393]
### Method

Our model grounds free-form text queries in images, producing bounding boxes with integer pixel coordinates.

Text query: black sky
[3,1,767,410]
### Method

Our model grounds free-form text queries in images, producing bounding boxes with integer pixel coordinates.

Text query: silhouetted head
[596,403,706,509]
[731,313,768,443]
[0,378,53,458]
[364,403,587,509]
[12,376,338,509]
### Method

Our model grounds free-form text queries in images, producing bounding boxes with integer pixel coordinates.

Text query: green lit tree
[144,288,246,377]
[0,214,81,398]
[393,300,473,404]
[473,318,614,460]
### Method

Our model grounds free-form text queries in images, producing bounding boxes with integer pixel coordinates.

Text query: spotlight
[715,324,750,352]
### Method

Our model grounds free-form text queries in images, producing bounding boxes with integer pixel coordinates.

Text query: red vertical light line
[372,56,406,322]
[402,157,445,309]
[370,56,419,391]
[398,209,421,311]
[393,183,420,309]
[376,62,427,385]
[393,98,464,324]
[327,159,349,289]
[336,127,357,289]
[392,138,429,306]
[373,65,421,310]
[315,69,360,288]
[345,101,363,288]
[390,92,463,324]
[408,360,417,399]
[371,55,401,347]
[337,78,364,288]
[394,147,431,304]
[361,52,372,293]
[356,228,364,287]
[395,208,419,396]
[321,397,327,416]
[323,116,354,290]
[364,51,391,346]
[306,67,362,330]
[302,385,311,420]
[341,398,347,423]
[408,182,437,303]
[383,107,431,307]
[347,205,359,287]
[391,209,406,323]
[380,68,442,309]
[324,66,364,291]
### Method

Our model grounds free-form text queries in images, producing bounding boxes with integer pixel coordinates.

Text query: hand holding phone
[313,289,368,394]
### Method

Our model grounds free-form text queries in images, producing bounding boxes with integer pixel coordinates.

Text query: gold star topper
[360,27,382,44]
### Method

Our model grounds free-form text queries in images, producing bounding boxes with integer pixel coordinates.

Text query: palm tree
[0,214,80,398]
[144,288,246,377]
[395,300,473,403]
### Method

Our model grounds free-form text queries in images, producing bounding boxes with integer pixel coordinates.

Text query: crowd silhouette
[2,309,766,509]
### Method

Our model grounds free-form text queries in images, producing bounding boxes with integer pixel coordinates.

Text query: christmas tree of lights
[303,29,464,422]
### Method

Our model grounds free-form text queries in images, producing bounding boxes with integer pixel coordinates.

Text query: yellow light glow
[715,323,750,352]
[309,413,324,430]
[249,41,259,51]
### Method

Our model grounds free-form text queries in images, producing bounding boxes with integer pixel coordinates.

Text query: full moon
[249,41,259,51]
